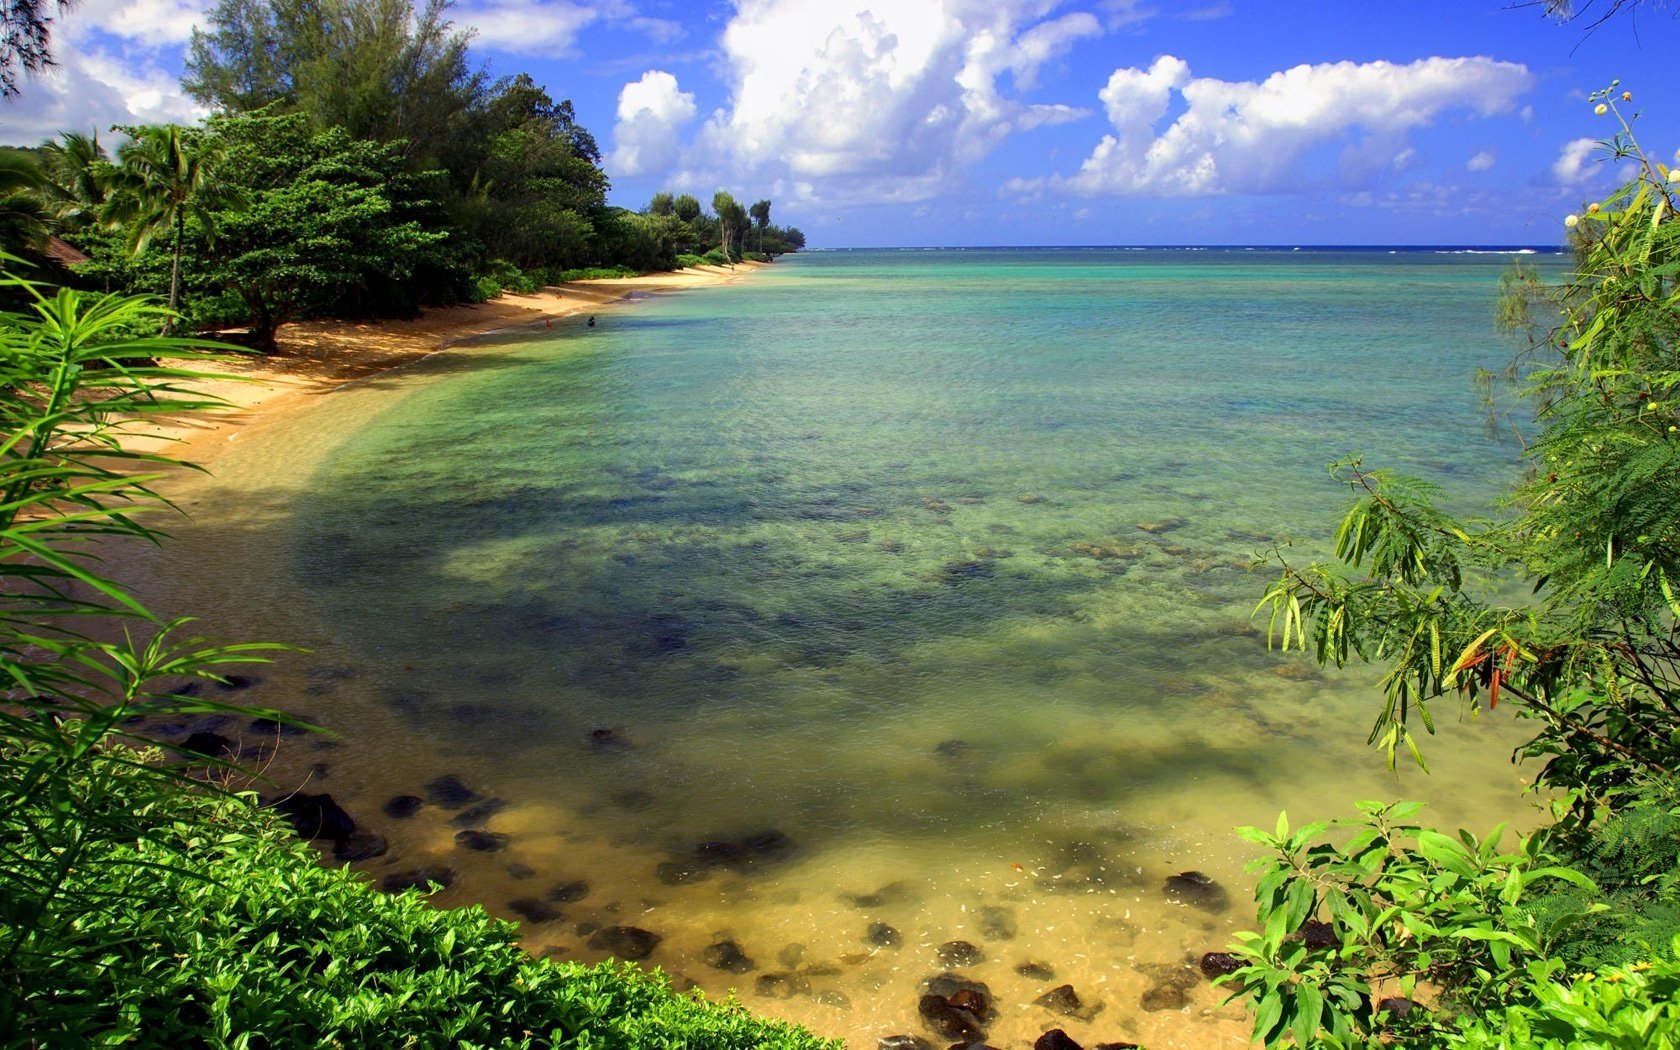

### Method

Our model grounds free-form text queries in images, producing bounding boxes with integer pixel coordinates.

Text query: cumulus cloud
[457,0,678,56]
[1,35,205,145]
[1467,149,1496,172]
[1061,54,1534,196]
[608,70,696,177]
[696,0,1105,205]
[79,0,211,47]
[1551,137,1600,185]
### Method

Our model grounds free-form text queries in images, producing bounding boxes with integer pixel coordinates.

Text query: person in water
[587,316,596,328]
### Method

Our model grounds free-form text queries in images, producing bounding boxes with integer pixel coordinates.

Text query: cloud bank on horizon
[4,0,1674,245]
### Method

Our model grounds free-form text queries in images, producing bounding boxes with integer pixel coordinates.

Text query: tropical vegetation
[0,0,803,349]
[1227,87,1680,1047]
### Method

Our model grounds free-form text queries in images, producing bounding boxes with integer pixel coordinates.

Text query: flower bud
[1621,91,1632,101]
[1565,214,1580,227]
[1595,103,1608,116]
[1588,202,1601,213]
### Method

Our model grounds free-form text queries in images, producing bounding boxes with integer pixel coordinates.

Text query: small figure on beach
[544,319,553,328]
[587,316,596,328]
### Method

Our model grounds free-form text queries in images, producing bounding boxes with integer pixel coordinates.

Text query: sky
[3,0,1677,247]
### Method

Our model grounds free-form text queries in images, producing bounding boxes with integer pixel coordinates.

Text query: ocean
[144,247,1565,1048]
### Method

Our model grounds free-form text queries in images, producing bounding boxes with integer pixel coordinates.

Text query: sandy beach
[127,261,767,465]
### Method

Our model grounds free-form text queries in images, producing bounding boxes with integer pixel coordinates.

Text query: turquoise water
[155,249,1562,1048]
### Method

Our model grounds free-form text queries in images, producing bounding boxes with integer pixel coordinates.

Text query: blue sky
[3,0,1676,247]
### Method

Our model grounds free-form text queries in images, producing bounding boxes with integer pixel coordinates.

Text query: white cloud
[1551,137,1600,184]
[1062,54,1534,196]
[0,45,205,145]
[1467,149,1495,172]
[608,70,696,177]
[80,0,211,47]
[456,0,605,55]
[695,0,1106,205]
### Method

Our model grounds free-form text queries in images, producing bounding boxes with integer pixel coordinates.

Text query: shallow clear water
[142,249,1562,1049]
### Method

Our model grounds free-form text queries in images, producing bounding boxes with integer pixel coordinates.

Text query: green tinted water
[150,249,1559,1048]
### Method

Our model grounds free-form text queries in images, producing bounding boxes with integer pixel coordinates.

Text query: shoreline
[125,261,769,467]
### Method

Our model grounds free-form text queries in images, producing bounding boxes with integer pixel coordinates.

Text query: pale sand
[123,262,768,466]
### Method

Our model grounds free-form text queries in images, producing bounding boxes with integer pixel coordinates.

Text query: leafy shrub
[699,248,731,266]
[1,744,838,1050]
[552,266,637,282]
[675,253,709,269]
[1445,944,1680,1049]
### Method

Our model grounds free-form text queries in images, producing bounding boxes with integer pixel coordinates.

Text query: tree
[672,193,700,223]
[105,125,239,318]
[0,0,73,96]
[1233,87,1680,1045]
[0,148,50,252]
[648,191,674,217]
[749,199,770,254]
[191,111,451,351]
[37,129,111,234]
[185,0,483,168]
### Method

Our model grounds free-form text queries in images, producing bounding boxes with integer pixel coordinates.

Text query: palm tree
[0,149,52,253]
[38,130,111,233]
[107,125,236,320]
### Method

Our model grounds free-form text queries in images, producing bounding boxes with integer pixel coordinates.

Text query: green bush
[2,743,838,1050]
[1446,945,1680,1049]
[675,253,709,269]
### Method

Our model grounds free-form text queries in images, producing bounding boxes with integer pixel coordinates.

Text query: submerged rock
[978,906,1017,941]
[333,830,387,861]
[702,939,756,974]
[380,866,455,893]
[1035,1030,1084,1050]
[1162,871,1229,913]
[754,971,811,999]
[382,794,424,819]
[424,774,480,809]
[878,1037,933,1050]
[918,993,985,1042]
[1199,952,1244,979]
[587,925,661,960]
[936,941,985,967]
[1034,984,1088,1018]
[506,898,561,924]
[271,792,355,843]
[1016,961,1056,981]
[546,879,590,903]
[866,922,903,948]
[451,798,509,827]
[455,829,510,853]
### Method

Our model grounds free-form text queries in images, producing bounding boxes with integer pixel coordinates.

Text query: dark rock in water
[507,864,536,881]
[702,939,756,974]
[451,798,509,827]
[813,990,851,1009]
[455,829,510,853]
[248,715,310,738]
[380,866,455,893]
[586,727,632,752]
[754,971,811,999]
[1297,920,1338,950]
[777,943,806,968]
[683,830,794,874]
[271,792,355,843]
[918,994,985,1042]
[844,880,914,908]
[922,974,993,1012]
[1199,952,1244,978]
[574,922,598,937]
[1016,961,1056,981]
[333,830,387,861]
[1034,985,1086,1017]
[878,1037,933,1050]
[1136,518,1187,535]
[546,879,590,903]
[656,861,709,885]
[946,987,991,1020]
[179,731,234,760]
[587,925,661,960]
[866,922,902,948]
[507,898,560,924]
[933,739,972,759]
[1034,1030,1084,1050]
[942,559,993,582]
[1376,996,1418,1021]
[425,774,480,810]
[978,906,1017,941]
[1093,1043,1142,1050]
[936,941,985,967]
[1163,870,1230,913]
[383,794,424,819]
[214,673,259,692]
[1139,983,1189,1012]
[611,788,655,811]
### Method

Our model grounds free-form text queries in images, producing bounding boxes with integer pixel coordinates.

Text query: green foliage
[1,742,838,1049]
[188,110,454,349]
[1227,802,1601,1048]
[676,253,710,269]
[1444,943,1680,1049]
[0,266,287,1004]
[1255,90,1680,814]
